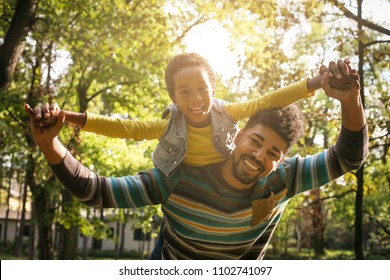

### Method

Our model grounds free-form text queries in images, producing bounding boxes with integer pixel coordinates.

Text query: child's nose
[193,92,203,101]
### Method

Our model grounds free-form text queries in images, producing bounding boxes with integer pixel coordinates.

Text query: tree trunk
[283,222,289,254]
[311,189,325,257]
[28,201,36,259]
[82,210,90,260]
[58,191,79,259]
[33,183,54,259]
[119,209,130,257]
[2,164,13,247]
[354,0,365,260]
[115,219,120,259]
[295,223,302,253]
[0,0,37,91]
[14,179,28,257]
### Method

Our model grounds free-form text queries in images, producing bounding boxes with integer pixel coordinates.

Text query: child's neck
[186,115,211,128]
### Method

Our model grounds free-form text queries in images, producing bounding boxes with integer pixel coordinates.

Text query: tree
[0,0,38,91]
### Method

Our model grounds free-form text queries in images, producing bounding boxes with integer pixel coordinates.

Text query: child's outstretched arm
[226,59,358,121]
[82,112,167,140]
[32,102,87,128]
[34,102,167,141]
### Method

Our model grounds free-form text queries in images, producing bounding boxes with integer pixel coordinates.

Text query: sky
[183,1,390,80]
[46,1,389,85]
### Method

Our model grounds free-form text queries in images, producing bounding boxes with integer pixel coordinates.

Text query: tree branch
[6,107,25,128]
[365,40,390,48]
[175,15,210,44]
[328,0,390,36]
[295,189,356,210]
[376,219,390,236]
[370,143,390,150]
[86,81,137,103]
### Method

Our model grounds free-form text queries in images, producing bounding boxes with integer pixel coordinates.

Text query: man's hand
[321,59,361,104]
[32,102,87,128]
[25,103,65,146]
[33,102,60,127]
[320,60,365,131]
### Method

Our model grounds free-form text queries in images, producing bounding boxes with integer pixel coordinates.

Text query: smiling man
[26,61,368,260]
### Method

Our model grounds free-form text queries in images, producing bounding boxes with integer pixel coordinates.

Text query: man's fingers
[50,102,60,115]
[24,104,36,119]
[42,102,50,118]
[337,59,349,76]
[39,116,58,127]
[34,104,42,119]
[329,61,342,79]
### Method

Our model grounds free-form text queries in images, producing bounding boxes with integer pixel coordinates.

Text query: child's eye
[180,90,189,95]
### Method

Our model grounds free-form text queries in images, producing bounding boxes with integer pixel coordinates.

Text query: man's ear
[234,129,244,145]
[276,154,285,167]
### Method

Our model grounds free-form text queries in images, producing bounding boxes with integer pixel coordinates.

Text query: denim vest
[152,98,239,176]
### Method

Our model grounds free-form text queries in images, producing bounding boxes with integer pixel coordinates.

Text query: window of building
[23,225,30,237]
[133,228,151,241]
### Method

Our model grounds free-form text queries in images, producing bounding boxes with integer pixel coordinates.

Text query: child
[32,53,354,176]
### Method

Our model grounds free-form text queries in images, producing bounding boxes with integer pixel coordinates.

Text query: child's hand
[32,102,60,127]
[319,59,360,90]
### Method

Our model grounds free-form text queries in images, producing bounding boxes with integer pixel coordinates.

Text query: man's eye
[251,139,260,146]
[268,152,278,159]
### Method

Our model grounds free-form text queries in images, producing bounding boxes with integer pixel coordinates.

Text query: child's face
[172,66,214,127]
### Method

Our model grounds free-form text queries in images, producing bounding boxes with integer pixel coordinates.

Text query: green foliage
[0,0,389,259]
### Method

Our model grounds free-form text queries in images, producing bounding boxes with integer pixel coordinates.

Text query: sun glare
[183,20,240,81]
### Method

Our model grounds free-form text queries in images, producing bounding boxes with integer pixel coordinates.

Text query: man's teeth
[244,158,260,171]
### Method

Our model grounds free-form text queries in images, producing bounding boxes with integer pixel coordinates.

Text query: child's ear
[170,94,176,103]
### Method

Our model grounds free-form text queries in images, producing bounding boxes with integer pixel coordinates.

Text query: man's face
[230,124,287,185]
[172,66,214,127]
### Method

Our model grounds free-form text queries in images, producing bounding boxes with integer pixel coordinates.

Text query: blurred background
[0,0,389,260]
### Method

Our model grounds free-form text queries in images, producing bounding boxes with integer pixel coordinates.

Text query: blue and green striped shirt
[50,125,368,259]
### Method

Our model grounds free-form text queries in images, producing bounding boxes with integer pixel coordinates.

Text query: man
[26,60,368,259]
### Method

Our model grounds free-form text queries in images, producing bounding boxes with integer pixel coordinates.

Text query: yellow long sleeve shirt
[83,79,313,166]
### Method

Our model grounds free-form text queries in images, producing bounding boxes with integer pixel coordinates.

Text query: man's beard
[232,153,264,185]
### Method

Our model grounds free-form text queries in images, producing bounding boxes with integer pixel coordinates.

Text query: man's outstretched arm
[282,61,368,195]
[25,104,172,208]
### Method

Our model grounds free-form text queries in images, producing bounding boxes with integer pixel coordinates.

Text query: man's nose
[253,148,266,162]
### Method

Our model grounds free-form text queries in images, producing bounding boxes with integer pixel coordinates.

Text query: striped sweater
[50,125,368,259]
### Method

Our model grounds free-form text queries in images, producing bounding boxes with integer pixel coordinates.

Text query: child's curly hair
[165,53,216,99]
[244,105,306,151]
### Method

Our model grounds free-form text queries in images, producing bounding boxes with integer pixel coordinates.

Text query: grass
[264,247,389,260]
[0,252,28,260]
[1,248,389,260]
